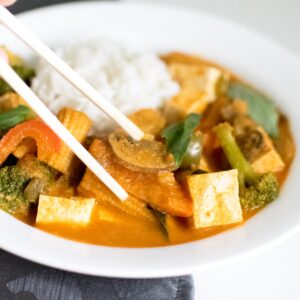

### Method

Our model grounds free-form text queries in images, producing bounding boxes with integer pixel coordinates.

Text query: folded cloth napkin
[0,1,195,299]
[0,250,194,300]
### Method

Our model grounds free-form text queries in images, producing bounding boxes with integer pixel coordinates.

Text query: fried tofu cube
[167,63,227,116]
[188,169,243,228]
[36,195,95,225]
[251,129,285,174]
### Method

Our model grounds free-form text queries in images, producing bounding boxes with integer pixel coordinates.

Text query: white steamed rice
[32,39,179,133]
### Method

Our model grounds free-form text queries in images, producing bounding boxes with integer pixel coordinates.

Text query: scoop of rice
[32,39,179,134]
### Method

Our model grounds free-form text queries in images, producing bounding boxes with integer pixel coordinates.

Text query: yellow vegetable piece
[43,107,92,174]
[78,166,156,223]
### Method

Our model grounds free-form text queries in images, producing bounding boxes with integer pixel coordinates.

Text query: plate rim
[0,0,299,278]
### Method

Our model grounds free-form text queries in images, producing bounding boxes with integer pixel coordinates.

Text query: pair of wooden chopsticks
[0,6,144,201]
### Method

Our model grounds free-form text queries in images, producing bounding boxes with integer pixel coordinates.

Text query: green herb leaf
[227,82,279,138]
[148,206,169,240]
[162,113,201,167]
[0,105,35,133]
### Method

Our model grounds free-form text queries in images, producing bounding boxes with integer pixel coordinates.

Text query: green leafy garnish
[227,82,279,138]
[148,206,169,240]
[162,113,201,167]
[0,65,35,95]
[0,105,35,133]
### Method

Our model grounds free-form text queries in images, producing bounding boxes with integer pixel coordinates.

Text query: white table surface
[131,0,300,299]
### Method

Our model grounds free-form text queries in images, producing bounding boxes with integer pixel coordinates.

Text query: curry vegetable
[0,105,34,133]
[227,82,279,138]
[162,113,202,167]
[214,122,279,210]
[0,166,30,214]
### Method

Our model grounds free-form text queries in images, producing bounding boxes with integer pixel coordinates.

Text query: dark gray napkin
[0,250,194,300]
[0,1,194,299]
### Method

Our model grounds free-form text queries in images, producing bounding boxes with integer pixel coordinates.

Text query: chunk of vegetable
[0,120,60,165]
[214,123,279,211]
[109,132,176,173]
[0,166,30,214]
[188,169,243,228]
[162,113,201,167]
[43,108,92,174]
[227,82,279,138]
[0,105,34,133]
[180,132,203,170]
[239,173,279,211]
[78,167,156,222]
[17,155,57,203]
[80,139,193,217]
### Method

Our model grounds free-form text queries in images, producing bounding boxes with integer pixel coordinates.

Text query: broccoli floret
[0,166,30,214]
[17,155,58,203]
[239,173,279,210]
[214,123,279,211]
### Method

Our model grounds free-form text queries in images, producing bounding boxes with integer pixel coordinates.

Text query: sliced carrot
[0,120,60,165]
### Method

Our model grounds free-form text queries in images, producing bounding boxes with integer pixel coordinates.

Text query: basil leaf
[162,113,201,167]
[0,105,34,132]
[148,206,169,240]
[227,82,279,138]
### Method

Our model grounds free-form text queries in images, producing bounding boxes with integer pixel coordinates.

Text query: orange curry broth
[14,53,295,248]
[15,114,294,248]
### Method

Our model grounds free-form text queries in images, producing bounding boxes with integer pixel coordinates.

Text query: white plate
[0,1,299,278]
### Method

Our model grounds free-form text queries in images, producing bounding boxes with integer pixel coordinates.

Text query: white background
[131,0,300,299]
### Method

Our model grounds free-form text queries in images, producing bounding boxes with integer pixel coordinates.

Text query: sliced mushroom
[129,109,166,136]
[108,132,176,173]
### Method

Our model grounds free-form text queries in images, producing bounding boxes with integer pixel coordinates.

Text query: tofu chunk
[167,63,227,116]
[188,169,243,228]
[36,195,95,225]
[251,129,285,174]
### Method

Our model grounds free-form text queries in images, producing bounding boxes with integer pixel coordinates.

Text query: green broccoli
[0,156,57,214]
[0,166,30,214]
[214,122,279,211]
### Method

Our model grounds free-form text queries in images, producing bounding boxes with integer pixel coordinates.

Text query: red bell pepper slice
[0,119,60,164]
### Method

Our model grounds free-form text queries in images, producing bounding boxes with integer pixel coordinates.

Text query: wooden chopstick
[0,58,128,201]
[0,6,144,141]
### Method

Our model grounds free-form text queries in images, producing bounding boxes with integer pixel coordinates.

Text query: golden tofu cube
[188,169,243,228]
[36,195,95,225]
[251,129,285,174]
[167,63,226,116]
